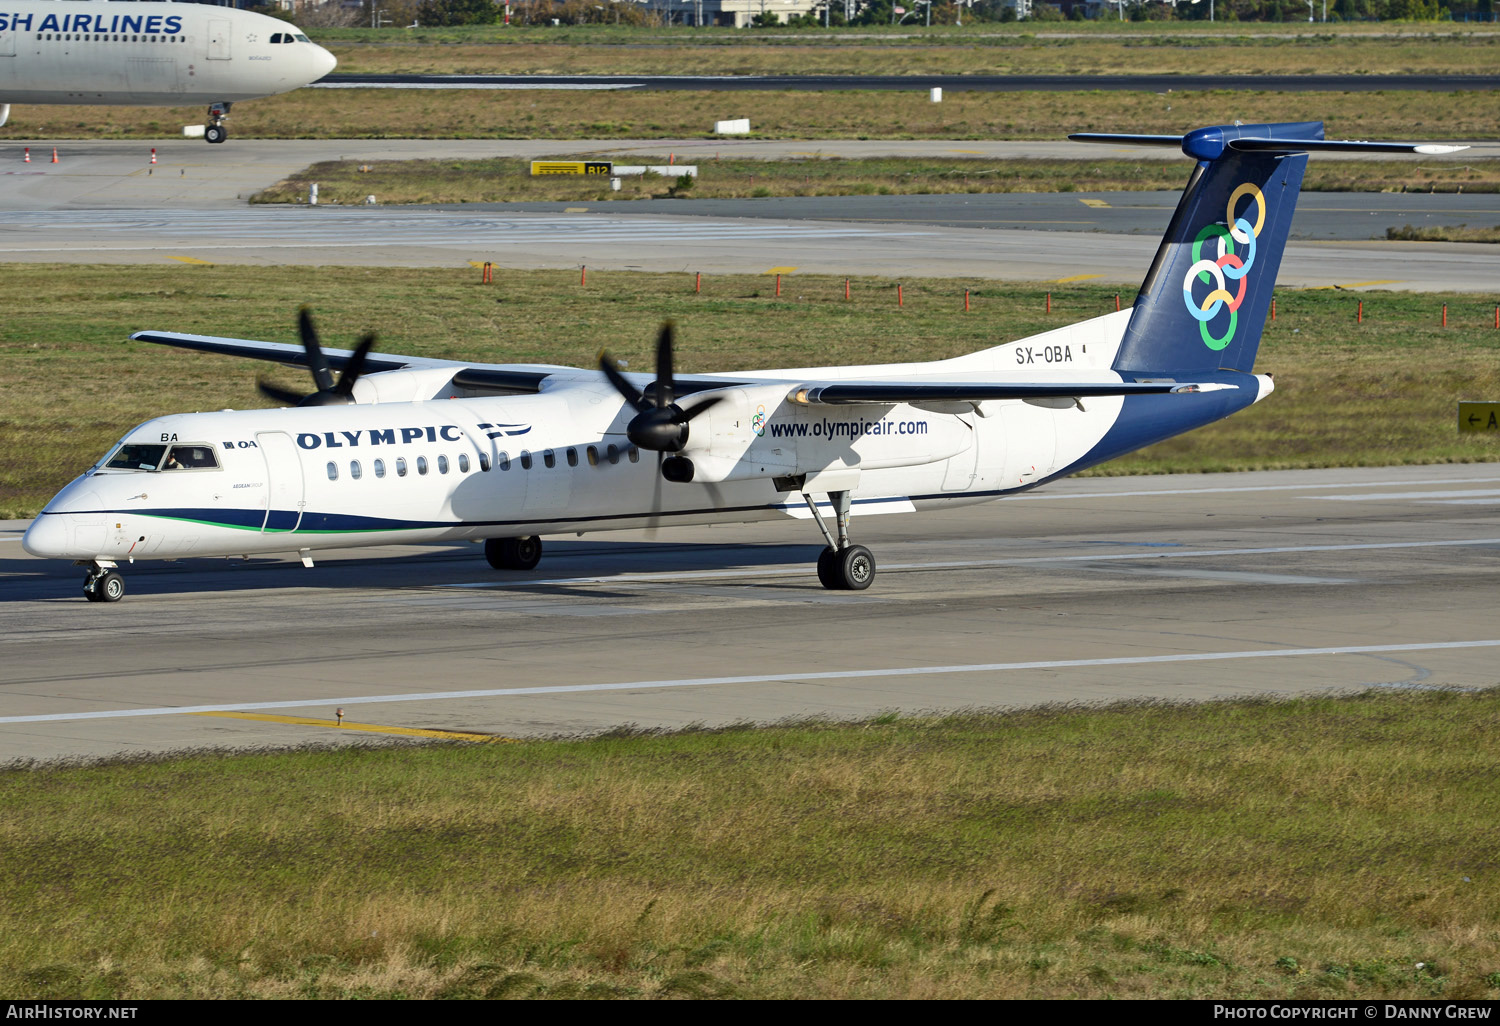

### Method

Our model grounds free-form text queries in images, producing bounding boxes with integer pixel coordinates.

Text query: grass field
[310,26,1500,77]
[3,690,1499,999]
[1389,224,1500,243]
[3,264,1498,520]
[4,87,1498,142]
[250,155,1500,206]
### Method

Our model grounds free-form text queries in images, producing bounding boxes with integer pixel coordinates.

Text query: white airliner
[22,121,1465,601]
[0,0,336,143]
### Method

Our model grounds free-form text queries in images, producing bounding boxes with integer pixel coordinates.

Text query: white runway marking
[1303,489,1500,502]
[441,536,1500,590]
[1000,476,1500,501]
[3,639,1497,726]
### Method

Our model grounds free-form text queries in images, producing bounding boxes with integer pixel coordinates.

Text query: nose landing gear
[803,490,875,591]
[81,561,125,603]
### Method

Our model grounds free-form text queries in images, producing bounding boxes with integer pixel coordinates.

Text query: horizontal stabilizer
[787,380,1232,406]
[1068,133,1185,147]
[1072,123,1465,159]
[1227,139,1468,155]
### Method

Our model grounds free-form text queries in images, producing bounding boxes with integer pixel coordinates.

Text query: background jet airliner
[0,0,335,143]
[22,121,1465,601]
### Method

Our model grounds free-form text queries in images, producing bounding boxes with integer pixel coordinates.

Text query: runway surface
[4,464,1498,764]
[315,73,1500,93]
[5,138,1495,212]
[2,203,1494,290]
[3,138,1495,288]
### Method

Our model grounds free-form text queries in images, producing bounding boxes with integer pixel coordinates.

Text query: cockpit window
[294,33,311,42]
[163,445,219,470]
[105,443,167,471]
[270,32,286,43]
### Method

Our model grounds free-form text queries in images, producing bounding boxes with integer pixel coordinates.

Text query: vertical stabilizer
[1083,122,1320,376]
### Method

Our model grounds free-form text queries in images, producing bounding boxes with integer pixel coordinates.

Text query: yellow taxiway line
[1051,273,1104,283]
[166,255,214,266]
[188,710,515,744]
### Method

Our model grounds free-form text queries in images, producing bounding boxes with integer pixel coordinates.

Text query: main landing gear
[205,102,231,144]
[803,490,875,591]
[485,536,543,571]
[81,561,125,603]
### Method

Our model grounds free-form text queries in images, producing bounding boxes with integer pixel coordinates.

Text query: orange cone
[50,147,58,163]
[23,147,29,163]
[150,148,157,165]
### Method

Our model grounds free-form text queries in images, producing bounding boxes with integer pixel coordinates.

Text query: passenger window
[566,448,579,468]
[327,462,338,481]
[497,451,510,471]
[478,453,490,472]
[519,451,532,470]
[417,456,429,476]
[607,443,620,465]
[543,449,556,469]
[438,455,449,475]
[374,458,386,479]
[458,453,470,473]
[396,457,408,477]
[628,446,641,464]
[350,460,362,480]
[586,445,599,467]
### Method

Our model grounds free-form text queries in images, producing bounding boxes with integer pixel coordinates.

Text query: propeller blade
[332,332,377,397]
[678,394,723,423]
[299,306,336,394]
[599,349,648,411]
[655,322,675,408]
[257,379,306,407]
[644,450,665,540]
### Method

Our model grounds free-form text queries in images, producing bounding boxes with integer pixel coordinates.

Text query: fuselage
[0,1,334,106]
[21,312,1272,565]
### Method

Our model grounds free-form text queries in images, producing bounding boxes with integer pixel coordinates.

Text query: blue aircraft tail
[1053,123,1463,479]
[1072,122,1464,375]
[1074,121,1329,376]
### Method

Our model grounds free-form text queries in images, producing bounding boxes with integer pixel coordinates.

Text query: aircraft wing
[131,330,564,395]
[785,380,1235,405]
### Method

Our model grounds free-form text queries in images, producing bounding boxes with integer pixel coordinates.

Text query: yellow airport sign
[530,160,613,176]
[1458,402,1500,433]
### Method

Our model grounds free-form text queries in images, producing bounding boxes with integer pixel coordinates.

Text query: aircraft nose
[312,44,336,81]
[21,514,68,559]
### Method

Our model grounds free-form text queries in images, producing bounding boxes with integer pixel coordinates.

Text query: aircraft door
[257,431,305,534]
[940,415,978,491]
[208,20,231,60]
[0,25,16,57]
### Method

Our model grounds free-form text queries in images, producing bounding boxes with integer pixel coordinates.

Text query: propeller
[258,307,376,407]
[599,322,722,455]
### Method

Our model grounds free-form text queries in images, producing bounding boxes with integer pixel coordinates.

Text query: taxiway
[3,464,1498,763]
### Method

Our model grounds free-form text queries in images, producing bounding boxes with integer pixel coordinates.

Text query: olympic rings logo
[1180,182,1266,351]
[752,404,767,437]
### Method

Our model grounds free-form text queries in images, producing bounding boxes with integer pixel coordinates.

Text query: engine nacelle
[680,384,975,484]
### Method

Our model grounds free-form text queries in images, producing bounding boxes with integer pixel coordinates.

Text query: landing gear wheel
[816,547,840,590]
[818,545,875,591]
[205,124,227,144]
[484,535,543,571]
[84,570,125,603]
